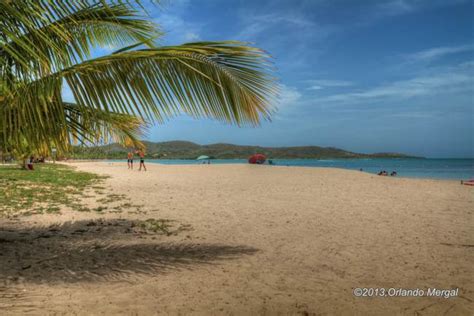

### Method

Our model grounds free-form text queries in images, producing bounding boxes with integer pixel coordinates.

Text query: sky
[65,0,474,158]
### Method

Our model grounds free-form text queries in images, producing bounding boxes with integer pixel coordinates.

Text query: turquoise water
[118,158,474,180]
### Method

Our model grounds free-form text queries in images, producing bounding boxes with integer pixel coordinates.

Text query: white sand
[1,162,473,315]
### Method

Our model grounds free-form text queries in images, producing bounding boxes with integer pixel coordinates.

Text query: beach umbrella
[197,155,212,164]
[248,154,266,164]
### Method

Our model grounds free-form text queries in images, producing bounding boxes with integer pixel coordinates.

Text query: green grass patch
[0,164,105,217]
[136,219,173,235]
[97,193,127,204]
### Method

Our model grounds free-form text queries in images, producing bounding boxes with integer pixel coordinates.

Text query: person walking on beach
[127,151,134,169]
[136,149,147,171]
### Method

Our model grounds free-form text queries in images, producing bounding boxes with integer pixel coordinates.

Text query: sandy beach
[1,161,473,315]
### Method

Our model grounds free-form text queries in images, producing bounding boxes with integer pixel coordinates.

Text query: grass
[137,218,173,235]
[97,194,127,204]
[0,163,193,239]
[0,163,105,217]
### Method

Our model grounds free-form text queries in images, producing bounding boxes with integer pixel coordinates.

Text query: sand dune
[1,162,473,315]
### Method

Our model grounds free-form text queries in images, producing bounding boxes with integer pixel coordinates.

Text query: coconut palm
[0,0,277,162]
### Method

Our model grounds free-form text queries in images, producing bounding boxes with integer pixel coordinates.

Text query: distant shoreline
[68,157,426,161]
[70,140,423,160]
[63,158,473,181]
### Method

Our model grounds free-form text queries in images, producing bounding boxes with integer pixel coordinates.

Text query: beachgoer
[127,151,134,169]
[136,149,147,171]
[390,171,397,176]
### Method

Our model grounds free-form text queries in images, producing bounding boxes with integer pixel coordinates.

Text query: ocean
[129,158,474,180]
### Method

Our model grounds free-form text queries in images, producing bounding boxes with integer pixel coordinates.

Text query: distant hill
[70,141,420,159]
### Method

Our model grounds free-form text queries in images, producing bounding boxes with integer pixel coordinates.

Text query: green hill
[70,141,419,159]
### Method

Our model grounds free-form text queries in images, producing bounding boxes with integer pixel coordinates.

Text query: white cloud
[374,0,470,17]
[307,79,354,90]
[256,13,315,28]
[234,10,336,73]
[320,72,472,104]
[406,44,474,62]
[362,0,471,27]
[385,112,438,119]
[239,13,315,37]
[236,12,332,41]
[278,84,302,108]
[154,13,202,44]
[460,60,474,67]
[184,32,200,41]
[374,0,414,16]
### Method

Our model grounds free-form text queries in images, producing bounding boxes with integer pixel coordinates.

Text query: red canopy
[248,154,266,164]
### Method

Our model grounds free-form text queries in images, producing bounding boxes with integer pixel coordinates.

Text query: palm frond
[61,41,278,126]
[1,75,69,152]
[64,102,145,148]
[0,1,160,82]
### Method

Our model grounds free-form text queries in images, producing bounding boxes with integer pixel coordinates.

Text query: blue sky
[65,0,474,157]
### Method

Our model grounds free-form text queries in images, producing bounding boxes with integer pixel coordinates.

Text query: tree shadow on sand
[0,219,258,285]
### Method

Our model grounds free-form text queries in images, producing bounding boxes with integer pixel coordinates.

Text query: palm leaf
[64,102,145,148]
[0,1,160,82]
[61,41,278,125]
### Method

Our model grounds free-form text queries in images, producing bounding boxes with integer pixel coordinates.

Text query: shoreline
[62,159,474,181]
